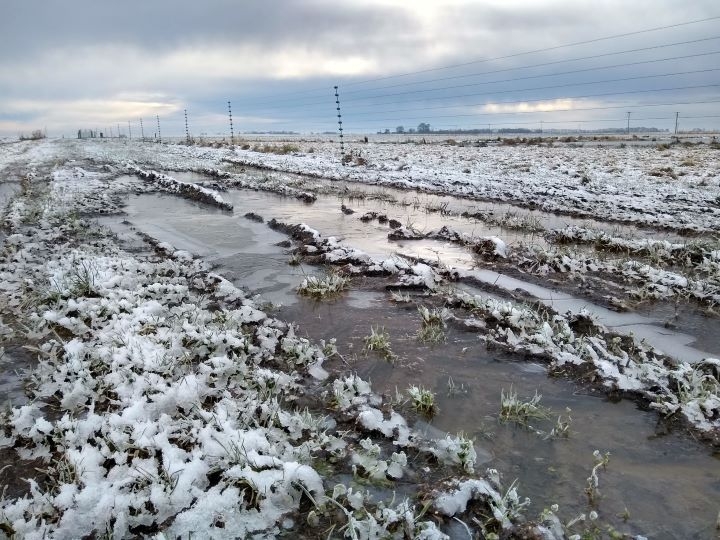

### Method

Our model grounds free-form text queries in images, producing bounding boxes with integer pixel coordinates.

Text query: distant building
[77,129,98,139]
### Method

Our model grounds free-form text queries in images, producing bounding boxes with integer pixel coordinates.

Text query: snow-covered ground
[1,138,719,538]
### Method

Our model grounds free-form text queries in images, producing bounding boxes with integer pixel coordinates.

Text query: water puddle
[279,289,720,539]
[231,166,688,241]
[158,170,212,184]
[461,269,720,363]
[105,193,306,307]
[114,189,720,364]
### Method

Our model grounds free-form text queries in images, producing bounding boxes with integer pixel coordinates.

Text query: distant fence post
[156,115,162,143]
[228,101,235,145]
[184,109,190,143]
[128,121,132,140]
[334,85,344,155]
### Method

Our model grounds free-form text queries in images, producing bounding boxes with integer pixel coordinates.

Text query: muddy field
[0,137,719,539]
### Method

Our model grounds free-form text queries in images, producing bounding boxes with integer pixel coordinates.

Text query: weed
[416,306,447,343]
[446,376,468,397]
[547,408,572,439]
[297,271,349,299]
[499,386,550,426]
[363,326,396,361]
[389,290,411,302]
[67,259,98,297]
[585,450,610,506]
[676,366,720,405]
[407,385,436,416]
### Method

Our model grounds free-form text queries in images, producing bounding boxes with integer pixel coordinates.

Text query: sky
[1,0,718,137]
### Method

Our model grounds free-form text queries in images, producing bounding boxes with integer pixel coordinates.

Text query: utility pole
[128,121,132,139]
[117,124,121,138]
[140,118,145,140]
[674,112,679,135]
[227,101,234,144]
[184,109,190,144]
[334,85,344,155]
[156,115,161,143]
[626,111,631,135]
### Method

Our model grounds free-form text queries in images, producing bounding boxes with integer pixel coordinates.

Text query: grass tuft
[363,326,396,361]
[297,271,349,299]
[407,385,436,416]
[499,386,550,426]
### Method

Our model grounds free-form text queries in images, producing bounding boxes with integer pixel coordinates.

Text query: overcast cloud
[1,0,718,137]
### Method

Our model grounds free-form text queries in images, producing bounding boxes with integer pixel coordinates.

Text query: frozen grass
[416,306,447,343]
[547,409,573,439]
[297,270,349,298]
[499,386,550,426]
[585,450,611,506]
[363,325,396,361]
[407,384,437,416]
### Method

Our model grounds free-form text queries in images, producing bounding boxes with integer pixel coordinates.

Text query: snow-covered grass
[407,385,437,417]
[0,155,573,538]
[416,306,448,344]
[221,138,720,233]
[363,325,396,361]
[296,270,349,298]
[499,386,550,426]
[453,292,720,440]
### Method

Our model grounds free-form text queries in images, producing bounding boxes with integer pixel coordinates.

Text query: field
[0,135,719,538]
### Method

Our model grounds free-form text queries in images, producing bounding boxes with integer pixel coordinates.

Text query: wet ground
[279,289,720,539]
[220,165,693,242]
[98,183,720,538]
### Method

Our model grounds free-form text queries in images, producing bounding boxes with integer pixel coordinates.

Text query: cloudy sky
[1,0,718,137]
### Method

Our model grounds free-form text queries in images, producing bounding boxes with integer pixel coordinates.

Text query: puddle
[233,166,688,241]
[640,302,720,356]
[225,188,534,255]
[115,190,720,364]
[461,268,720,363]
[105,193,306,307]
[279,290,720,539]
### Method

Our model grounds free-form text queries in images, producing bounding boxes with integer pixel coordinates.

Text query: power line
[348,115,708,129]
[236,83,720,122]
[342,56,720,105]
[236,49,720,111]
[228,16,720,106]
[341,36,720,97]
[333,69,720,116]
[343,15,720,87]
[340,99,720,124]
